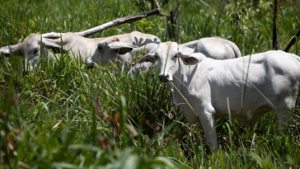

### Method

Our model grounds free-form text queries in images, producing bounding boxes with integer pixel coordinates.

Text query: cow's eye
[174,54,178,59]
[98,45,102,51]
[154,55,159,60]
[34,48,39,54]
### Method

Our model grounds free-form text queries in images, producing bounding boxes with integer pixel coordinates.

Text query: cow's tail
[228,41,242,58]
[298,58,300,98]
[295,54,300,98]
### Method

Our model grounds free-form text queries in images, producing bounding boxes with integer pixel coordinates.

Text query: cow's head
[22,33,66,70]
[86,37,136,68]
[0,33,64,70]
[138,42,204,83]
[136,42,178,82]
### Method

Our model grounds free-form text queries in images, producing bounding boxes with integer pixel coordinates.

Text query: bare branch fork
[0,8,162,56]
[284,28,300,52]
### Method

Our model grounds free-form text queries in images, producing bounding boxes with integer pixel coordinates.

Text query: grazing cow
[140,42,300,150]
[0,31,160,70]
[84,31,160,68]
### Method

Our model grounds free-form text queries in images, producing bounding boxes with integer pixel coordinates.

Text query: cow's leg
[197,104,217,151]
[276,109,289,135]
[275,97,295,134]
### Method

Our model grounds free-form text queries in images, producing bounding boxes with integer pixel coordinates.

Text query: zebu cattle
[140,42,300,150]
[0,31,160,70]
[86,32,160,68]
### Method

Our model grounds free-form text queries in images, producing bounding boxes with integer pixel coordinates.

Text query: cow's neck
[173,59,197,86]
[170,59,194,106]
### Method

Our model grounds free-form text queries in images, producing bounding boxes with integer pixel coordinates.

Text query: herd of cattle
[1,31,300,150]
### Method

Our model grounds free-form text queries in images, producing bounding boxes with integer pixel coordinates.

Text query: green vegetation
[0,0,300,168]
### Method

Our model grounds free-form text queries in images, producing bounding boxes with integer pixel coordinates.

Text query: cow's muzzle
[158,74,171,83]
[86,63,94,69]
[86,58,94,68]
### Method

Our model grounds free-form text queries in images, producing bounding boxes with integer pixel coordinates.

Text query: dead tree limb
[284,28,300,52]
[43,8,162,38]
[1,8,162,56]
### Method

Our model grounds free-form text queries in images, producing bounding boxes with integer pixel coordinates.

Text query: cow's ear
[112,47,133,55]
[179,52,204,65]
[108,42,137,54]
[40,38,64,53]
[41,38,62,49]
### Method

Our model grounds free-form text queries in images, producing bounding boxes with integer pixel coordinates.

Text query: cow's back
[114,31,160,46]
[206,50,300,124]
[180,37,241,59]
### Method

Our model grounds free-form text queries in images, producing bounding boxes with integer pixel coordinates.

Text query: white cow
[141,42,300,150]
[0,31,160,70]
[84,32,160,68]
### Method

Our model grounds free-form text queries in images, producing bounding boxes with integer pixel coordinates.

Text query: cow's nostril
[158,74,163,81]
[158,74,169,82]
[87,64,94,69]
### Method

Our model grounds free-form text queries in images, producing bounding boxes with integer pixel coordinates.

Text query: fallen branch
[1,8,162,56]
[284,28,300,52]
[43,8,162,38]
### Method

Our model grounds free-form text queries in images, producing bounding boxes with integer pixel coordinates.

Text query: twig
[284,28,300,52]
[198,0,213,10]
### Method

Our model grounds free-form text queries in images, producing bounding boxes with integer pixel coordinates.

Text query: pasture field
[0,0,300,168]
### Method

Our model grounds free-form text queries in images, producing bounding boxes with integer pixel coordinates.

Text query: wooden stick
[70,8,162,37]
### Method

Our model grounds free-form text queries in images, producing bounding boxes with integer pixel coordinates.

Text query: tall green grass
[1,0,300,168]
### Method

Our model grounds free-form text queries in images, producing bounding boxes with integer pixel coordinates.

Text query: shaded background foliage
[0,0,300,168]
